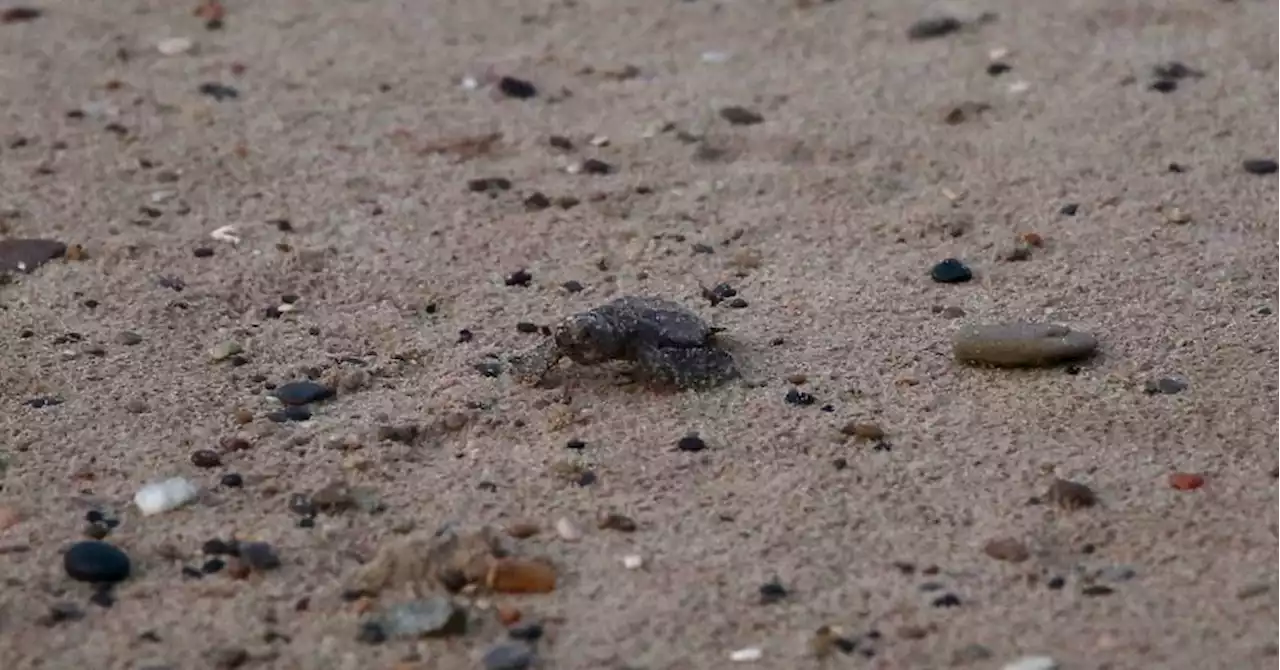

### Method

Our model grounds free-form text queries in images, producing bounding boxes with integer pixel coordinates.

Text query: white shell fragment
[135,477,198,516]
[622,554,644,570]
[157,37,194,56]
[729,647,762,662]
[555,517,582,541]
[210,225,241,244]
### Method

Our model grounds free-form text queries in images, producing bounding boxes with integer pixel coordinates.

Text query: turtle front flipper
[508,339,563,385]
[634,343,739,390]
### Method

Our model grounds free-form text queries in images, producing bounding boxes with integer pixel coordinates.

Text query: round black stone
[508,623,544,641]
[562,280,584,293]
[784,389,816,406]
[986,62,1011,76]
[63,541,131,584]
[516,321,540,334]
[930,258,972,283]
[1058,203,1079,216]
[565,439,586,450]
[84,510,104,524]
[220,473,244,488]
[676,434,707,452]
[457,329,475,343]
[1149,79,1178,93]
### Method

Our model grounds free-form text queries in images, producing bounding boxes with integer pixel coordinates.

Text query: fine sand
[1,1,1277,669]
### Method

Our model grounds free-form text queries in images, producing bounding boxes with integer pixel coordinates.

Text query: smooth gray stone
[953,322,1098,368]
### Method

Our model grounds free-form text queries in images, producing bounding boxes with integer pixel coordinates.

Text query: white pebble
[622,554,644,570]
[149,190,177,204]
[588,135,610,147]
[729,647,762,662]
[134,477,198,516]
[700,50,730,63]
[554,517,582,541]
[460,75,480,90]
[1002,656,1060,670]
[1008,80,1031,94]
[156,37,194,56]
[988,47,1010,61]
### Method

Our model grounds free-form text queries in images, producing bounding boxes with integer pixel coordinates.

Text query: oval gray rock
[0,238,67,274]
[952,322,1097,368]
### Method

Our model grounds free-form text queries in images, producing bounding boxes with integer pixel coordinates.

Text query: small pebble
[134,478,198,515]
[198,82,239,100]
[677,434,707,452]
[239,541,281,571]
[597,512,637,532]
[64,541,131,583]
[483,642,535,670]
[1169,472,1205,491]
[729,647,763,662]
[497,76,537,99]
[190,450,222,468]
[504,269,532,287]
[274,381,334,406]
[1144,375,1188,394]
[208,341,242,362]
[508,622,543,640]
[983,537,1030,563]
[377,597,467,638]
[116,331,143,346]
[1059,203,1079,216]
[1242,159,1278,175]
[157,36,194,55]
[220,473,243,488]
[930,258,973,283]
[720,106,764,126]
[1002,656,1059,670]
[622,554,644,570]
[554,518,582,541]
[267,406,311,422]
[907,16,962,40]
[784,389,816,406]
[953,322,1097,368]
[1045,478,1097,509]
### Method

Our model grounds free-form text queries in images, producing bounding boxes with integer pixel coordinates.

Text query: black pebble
[1081,584,1114,596]
[931,593,962,607]
[220,473,244,488]
[986,62,1011,76]
[1242,159,1278,175]
[201,558,226,574]
[719,106,764,126]
[64,541,131,584]
[580,158,614,175]
[784,389,816,406]
[562,280,584,293]
[575,470,597,486]
[565,439,586,450]
[467,177,512,193]
[198,82,240,101]
[548,135,573,150]
[1152,61,1201,80]
[497,76,538,99]
[1046,576,1066,590]
[516,321,540,334]
[508,622,544,641]
[192,247,214,258]
[266,406,311,423]
[457,329,474,343]
[676,434,707,452]
[726,297,749,309]
[1149,79,1178,93]
[25,396,63,408]
[84,510,104,524]
[524,192,551,211]
[930,258,973,283]
[273,381,335,406]
[832,458,848,470]
[907,16,962,40]
[203,538,240,556]
[1167,162,1185,173]
[758,579,788,604]
[504,269,533,287]
[1059,203,1079,216]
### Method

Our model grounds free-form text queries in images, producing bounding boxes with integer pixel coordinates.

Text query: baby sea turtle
[509,295,739,390]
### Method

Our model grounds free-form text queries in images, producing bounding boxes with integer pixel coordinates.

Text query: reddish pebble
[1169,472,1204,491]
